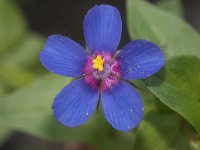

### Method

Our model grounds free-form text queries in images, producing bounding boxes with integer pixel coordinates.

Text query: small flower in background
[39,5,165,132]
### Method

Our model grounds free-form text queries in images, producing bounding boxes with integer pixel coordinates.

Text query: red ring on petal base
[83,52,121,91]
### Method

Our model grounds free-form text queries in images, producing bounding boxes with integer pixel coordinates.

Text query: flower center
[92,55,104,71]
[83,52,121,91]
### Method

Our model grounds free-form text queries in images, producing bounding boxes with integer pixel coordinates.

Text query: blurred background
[0,0,200,150]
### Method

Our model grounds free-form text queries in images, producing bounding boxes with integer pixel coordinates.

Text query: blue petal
[101,81,144,132]
[118,40,165,80]
[84,5,122,53]
[39,34,88,77]
[52,79,99,127]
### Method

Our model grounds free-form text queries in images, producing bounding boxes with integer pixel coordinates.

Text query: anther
[92,55,104,71]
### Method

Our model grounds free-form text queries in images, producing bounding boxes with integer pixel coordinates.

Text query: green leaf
[0,125,12,146]
[0,0,27,54]
[0,83,5,96]
[133,113,191,150]
[191,139,200,150]
[143,56,200,134]
[0,74,70,139]
[156,0,183,17]
[3,34,45,68]
[0,63,37,88]
[127,0,200,59]
[0,74,134,150]
[0,34,44,88]
[0,86,12,146]
[127,0,200,134]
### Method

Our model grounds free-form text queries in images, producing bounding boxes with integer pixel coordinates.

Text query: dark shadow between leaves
[133,112,193,149]
[142,66,166,87]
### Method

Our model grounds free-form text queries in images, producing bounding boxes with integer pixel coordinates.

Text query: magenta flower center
[83,52,121,91]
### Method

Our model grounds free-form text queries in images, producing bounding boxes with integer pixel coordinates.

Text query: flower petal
[84,5,122,53]
[39,34,88,77]
[52,78,99,127]
[118,40,165,80]
[101,80,144,132]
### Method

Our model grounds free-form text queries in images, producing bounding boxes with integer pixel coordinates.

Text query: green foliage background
[0,0,200,149]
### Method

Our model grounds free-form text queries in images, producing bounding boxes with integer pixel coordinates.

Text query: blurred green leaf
[0,0,27,54]
[174,136,193,150]
[0,74,70,138]
[0,125,12,146]
[0,74,134,150]
[0,34,44,89]
[127,0,200,59]
[133,113,191,150]
[156,0,183,17]
[0,83,5,96]
[191,139,200,150]
[0,63,37,88]
[3,34,45,68]
[0,86,12,146]
[143,56,200,134]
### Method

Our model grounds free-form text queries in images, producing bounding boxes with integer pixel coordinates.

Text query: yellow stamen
[92,55,104,71]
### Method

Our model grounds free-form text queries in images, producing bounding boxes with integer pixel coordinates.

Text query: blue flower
[39,5,165,132]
